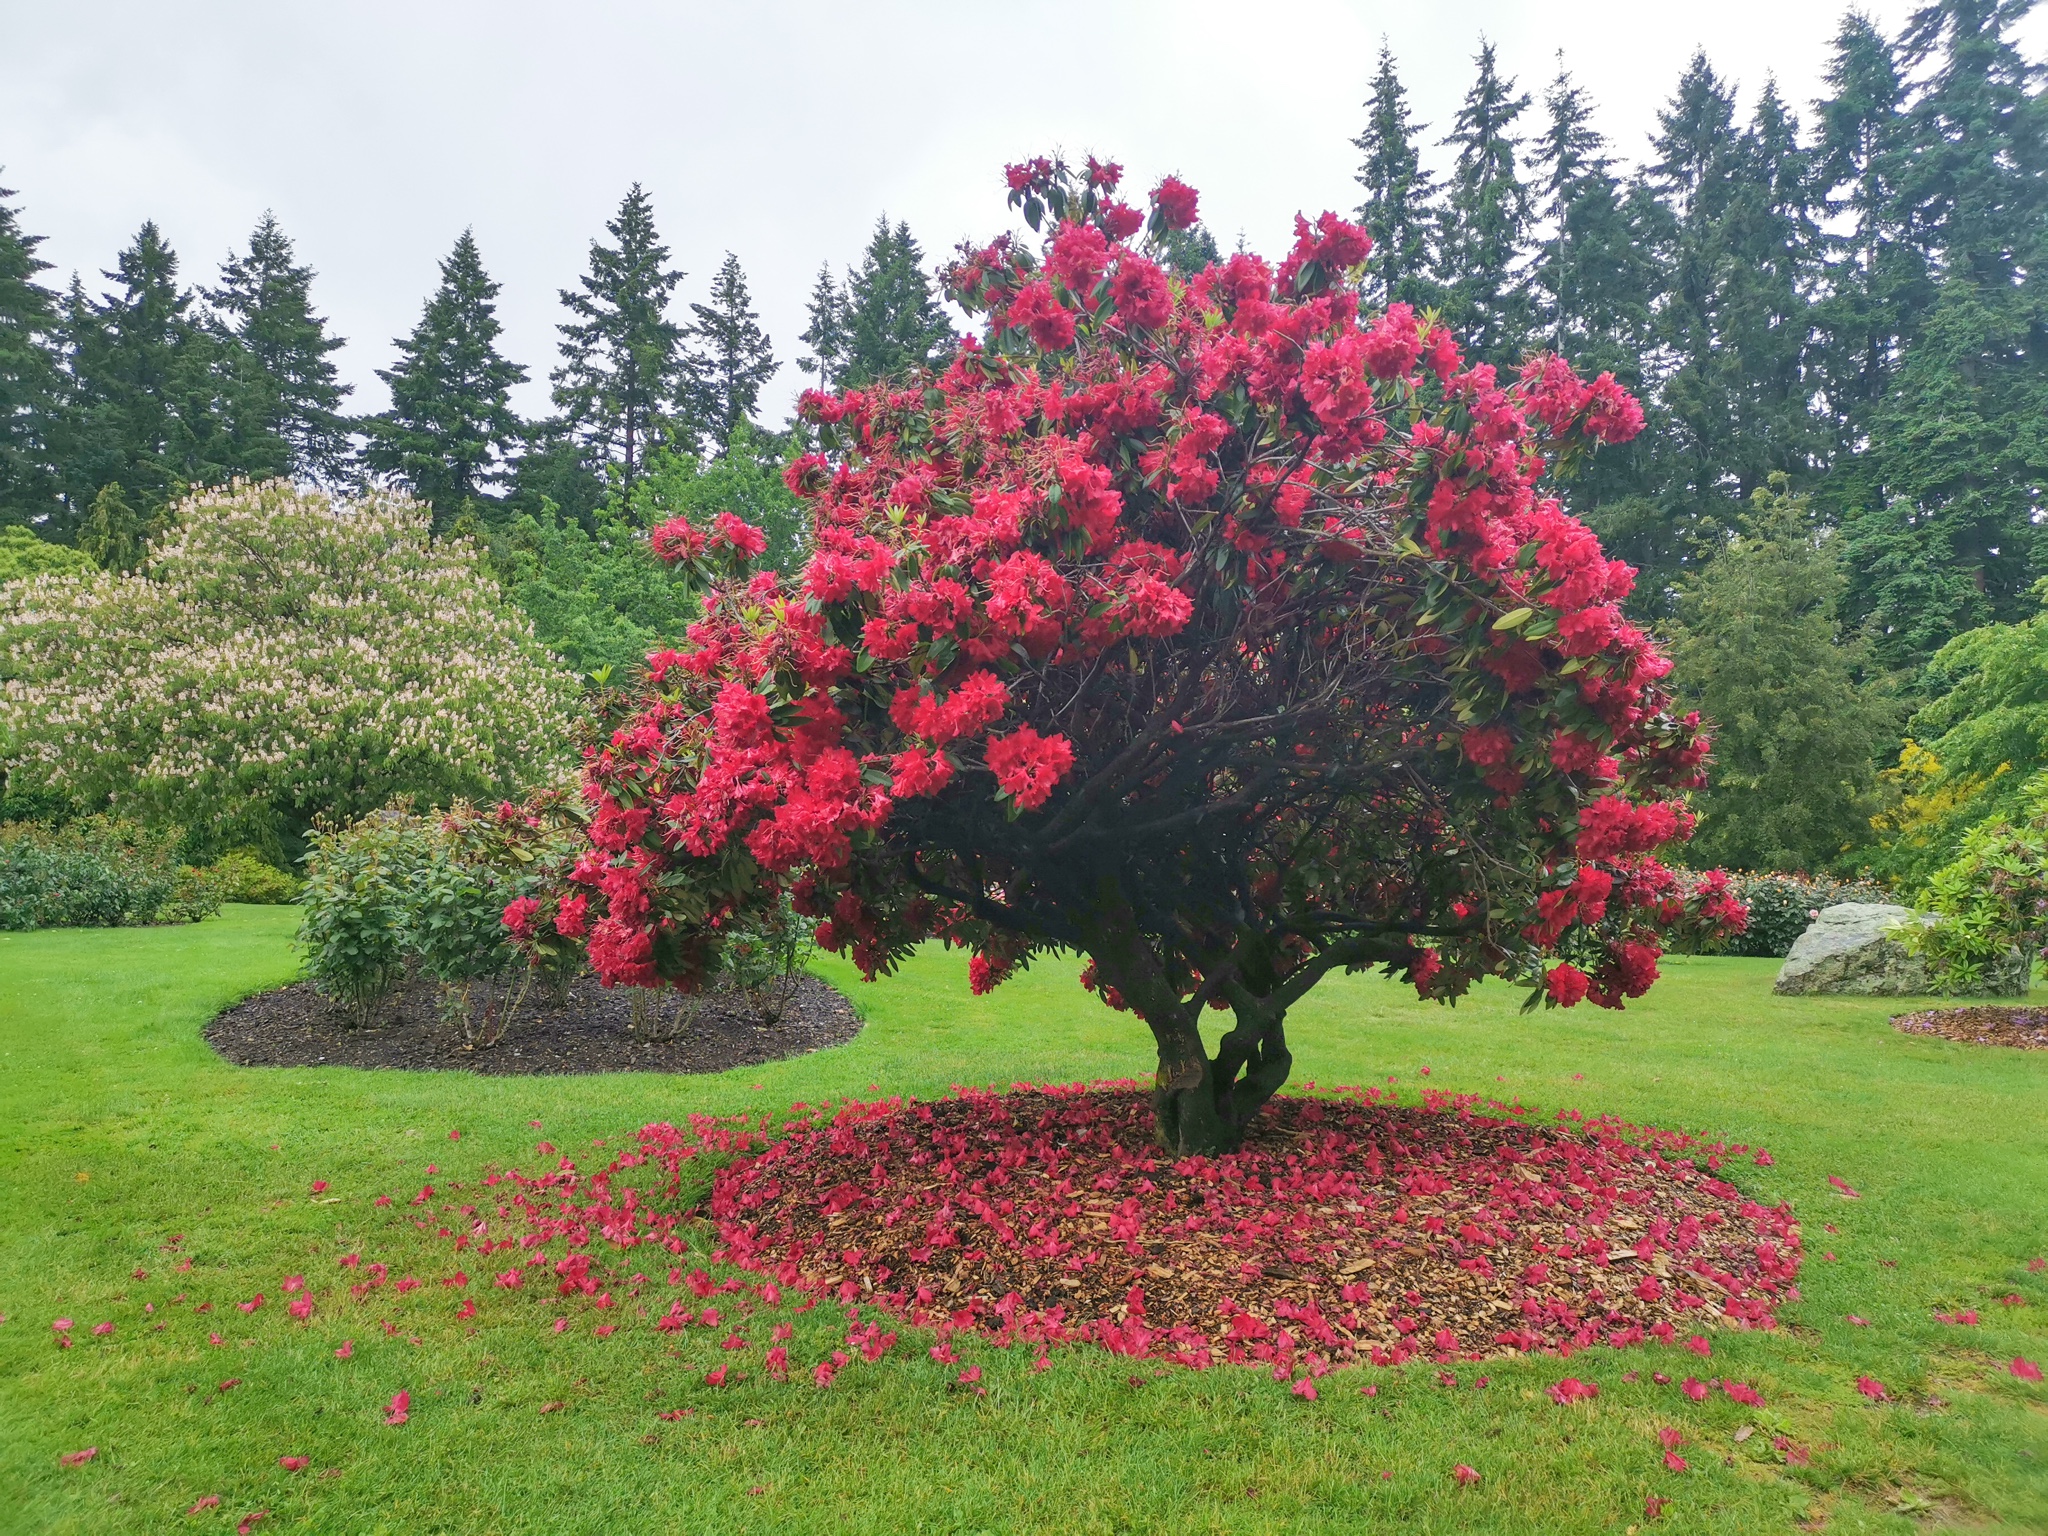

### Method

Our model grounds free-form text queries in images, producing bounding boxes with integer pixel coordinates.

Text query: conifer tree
[682,252,778,448]
[552,184,687,489]
[77,481,154,572]
[0,178,65,531]
[1811,14,1925,474]
[206,213,352,482]
[1353,43,1440,309]
[1530,61,1657,379]
[1842,0,2048,669]
[797,263,847,393]
[1642,52,1744,571]
[1670,479,1899,871]
[1434,41,1534,363]
[362,230,529,528]
[62,223,279,522]
[1717,81,1825,494]
[836,218,957,387]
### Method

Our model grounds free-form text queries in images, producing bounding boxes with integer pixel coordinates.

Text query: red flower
[712,512,769,560]
[985,726,1076,810]
[649,517,705,563]
[1151,176,1200,230]
[1545,964,1590,1008]
[1451,1464,1481,1486]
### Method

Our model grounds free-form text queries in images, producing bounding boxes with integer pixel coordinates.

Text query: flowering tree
[524,157,1743,1154]
[0,480,579,850]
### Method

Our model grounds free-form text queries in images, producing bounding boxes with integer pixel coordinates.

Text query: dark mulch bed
[204,972,862,1075]
[1891,1004,2048,1050]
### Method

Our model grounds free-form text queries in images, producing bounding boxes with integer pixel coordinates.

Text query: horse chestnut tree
[516,156,1745,1155]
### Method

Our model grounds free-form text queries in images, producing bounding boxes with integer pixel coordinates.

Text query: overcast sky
[6,0,2045,426]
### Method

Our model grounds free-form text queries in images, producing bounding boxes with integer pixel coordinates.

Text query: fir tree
[362,230,529,528]
[552,184,687,489]
[1670,478,1900,872]
[836,218,957,387]
[206,213,352,481]
[0,177,65,531]
[1353,42,1440,309]
[1811,14,1926,473]
[797,263,847,392]
[1642,51,1745,574]
[77,481,154,572]
[1530,60,1657,378]
[1435,41,1534,363]
[682,252,778,447]
[1717,80,1825,494]
[1841,0,2048,669]
[62,222,279,522]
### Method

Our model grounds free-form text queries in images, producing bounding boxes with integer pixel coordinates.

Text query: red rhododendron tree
[515,155,1744,1155]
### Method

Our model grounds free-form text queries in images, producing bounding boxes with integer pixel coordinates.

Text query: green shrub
[1907,791,2048,993]
[1714,872,1896,958]
[297,811,426,1024]
[209,847,302,904]
[297,796,581,1034]
[0,817,222,929]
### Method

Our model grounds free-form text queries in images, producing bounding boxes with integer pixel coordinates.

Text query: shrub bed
[0,817,221,929]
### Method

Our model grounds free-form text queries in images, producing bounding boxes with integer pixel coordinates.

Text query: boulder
[1772,902,2031,997]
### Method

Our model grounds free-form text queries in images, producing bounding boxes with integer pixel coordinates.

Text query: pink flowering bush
[519,154,1743,1153]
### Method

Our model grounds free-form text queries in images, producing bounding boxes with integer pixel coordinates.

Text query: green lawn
[2,906,2044,1534]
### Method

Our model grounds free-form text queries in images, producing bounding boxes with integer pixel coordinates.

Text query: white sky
[6,0,2044,426]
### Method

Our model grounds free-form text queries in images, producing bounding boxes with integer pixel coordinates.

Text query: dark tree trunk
[1146,1000,1292,1156]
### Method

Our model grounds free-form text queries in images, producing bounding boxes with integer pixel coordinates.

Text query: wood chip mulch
[486,1084,1800,1372]
[1891,1005,2048,1050]
[203,973,862,1076]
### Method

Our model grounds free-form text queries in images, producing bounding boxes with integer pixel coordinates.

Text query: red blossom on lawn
[1663,1451,1689,1472]
[1855,1375,1888,1401]
[237,1513,267,1536]
[288,1297,313,1323]
[384,1390,410,1425]
[335,1340,353,1358]
[1291,1377,1318,1399]
[1548,1377,1599,1404]
[1645,1493,1670,1520]
[2012,1357,2044,1382]
[187,1496,222,1514]
[278,1457,309,1472]
[310,1181,328,1194]
[1683,1334,1711,1355]
[282,1276,304,1294]
[1452,1464,1481,1486]
[444,1085,1798,1372]
[59,1447,96,1467]
[1681,1377,1708,1402]
[92,1321,112,1337]
[1934,1309,1977,1325]
[1827,1177,1860,1199]
[1722,1380,1763,1406]
[237,1294,264,1314]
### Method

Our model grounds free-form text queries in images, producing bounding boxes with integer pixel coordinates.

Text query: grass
[2,905,2045,1534]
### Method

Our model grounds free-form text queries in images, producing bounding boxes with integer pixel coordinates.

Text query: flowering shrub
[301,796,580,1035]
[526,156,1741,1153]
[0,481,580,854]
[0,817,221,929]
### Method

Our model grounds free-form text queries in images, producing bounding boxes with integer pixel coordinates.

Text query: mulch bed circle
[1891,1005,2048,1051]
[475,1083,1801,1373]
[204,973,862,1075]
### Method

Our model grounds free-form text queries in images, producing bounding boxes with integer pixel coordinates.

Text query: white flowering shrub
[0,481,580,848]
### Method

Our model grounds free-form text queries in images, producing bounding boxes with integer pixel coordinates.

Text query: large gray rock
[1772,902,2030,996]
